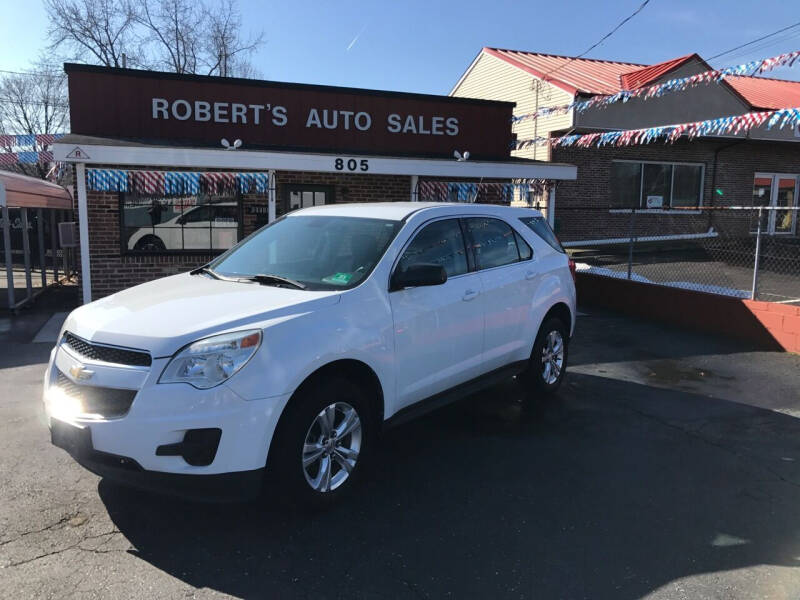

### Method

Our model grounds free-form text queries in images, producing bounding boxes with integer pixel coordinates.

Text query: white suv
[45,203,576,506]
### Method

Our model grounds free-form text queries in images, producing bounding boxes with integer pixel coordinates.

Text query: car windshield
[209,215,402,290]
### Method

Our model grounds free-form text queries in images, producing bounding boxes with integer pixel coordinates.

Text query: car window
[519,216,565,253]
[465,217,520,270]
[211,215,401,290]
[179,205,211,224]
[514,230,533,260]
[397,219,468,278]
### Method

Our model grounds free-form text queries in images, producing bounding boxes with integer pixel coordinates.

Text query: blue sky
[2,0,800,93]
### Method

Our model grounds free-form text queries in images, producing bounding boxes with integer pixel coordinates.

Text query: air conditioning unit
[58,221,79,248]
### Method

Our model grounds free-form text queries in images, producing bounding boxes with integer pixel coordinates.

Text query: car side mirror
[390,263,447,291]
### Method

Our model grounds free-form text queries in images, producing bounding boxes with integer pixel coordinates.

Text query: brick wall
[79,167,413,300]
[577,273,800,353]
[551,139,800,241]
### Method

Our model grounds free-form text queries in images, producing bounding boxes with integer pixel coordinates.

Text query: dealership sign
[65,64,514,160]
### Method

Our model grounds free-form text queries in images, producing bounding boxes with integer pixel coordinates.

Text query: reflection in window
[398,219,468,277]
[122,194,240,253]
[465,218,520,270]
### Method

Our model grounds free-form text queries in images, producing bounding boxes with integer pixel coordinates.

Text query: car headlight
[159,330,262,389]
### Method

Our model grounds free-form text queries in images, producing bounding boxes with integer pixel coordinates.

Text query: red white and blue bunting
[417,181,549,203]
[512,106,800,150]
[0,133,65,150]
[511,50,800,124]
[0,133,66,166]
[86,169,270,195]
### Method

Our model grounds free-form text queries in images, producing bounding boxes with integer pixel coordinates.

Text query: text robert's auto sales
[151,98,460,136]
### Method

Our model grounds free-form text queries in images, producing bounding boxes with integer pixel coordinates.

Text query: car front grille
[55,369,138,419]
[64,332,152,367]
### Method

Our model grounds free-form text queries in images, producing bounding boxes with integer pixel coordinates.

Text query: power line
[541,0,653,82]
[709,20,800,61]
[0,68,64,77]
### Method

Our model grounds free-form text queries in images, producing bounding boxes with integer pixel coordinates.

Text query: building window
[121,193,241,254]
[611,161,703,209]
[283,184,334,216]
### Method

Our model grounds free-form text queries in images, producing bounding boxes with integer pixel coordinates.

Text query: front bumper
[44,343,291,497]
[50,418,263,501]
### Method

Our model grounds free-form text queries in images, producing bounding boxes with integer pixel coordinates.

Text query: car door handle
[525,270,537,280]
[462,289,479,301]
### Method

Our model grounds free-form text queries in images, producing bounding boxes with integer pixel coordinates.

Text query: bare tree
[138,0,204,74]
[204,0,264,77]
[0,61,69,179]
[138,0,263,77]
[44,0,139,68]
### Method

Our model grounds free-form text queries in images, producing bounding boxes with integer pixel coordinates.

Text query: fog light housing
[156,428,222,466]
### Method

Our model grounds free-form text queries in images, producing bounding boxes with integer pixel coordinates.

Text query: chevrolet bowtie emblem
[69,363,94,381]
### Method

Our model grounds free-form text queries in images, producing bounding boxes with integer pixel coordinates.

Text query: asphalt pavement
[1,291,800,599]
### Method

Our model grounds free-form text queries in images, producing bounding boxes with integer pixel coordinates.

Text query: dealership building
[52,64,576,302]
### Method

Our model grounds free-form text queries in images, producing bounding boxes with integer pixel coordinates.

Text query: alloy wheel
[302,401,362,492]
[541,330,565,385]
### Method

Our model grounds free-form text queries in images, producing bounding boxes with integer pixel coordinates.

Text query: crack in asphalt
[0,513,80,547]
[2,529,124,569]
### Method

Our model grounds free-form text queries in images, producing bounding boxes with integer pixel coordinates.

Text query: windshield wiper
[190,265,220,279]
[241,273,307,290]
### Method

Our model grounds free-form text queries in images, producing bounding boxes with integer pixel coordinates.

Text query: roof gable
[619,54,702,89]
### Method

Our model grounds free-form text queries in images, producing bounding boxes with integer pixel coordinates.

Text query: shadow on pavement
[98,373,800,599]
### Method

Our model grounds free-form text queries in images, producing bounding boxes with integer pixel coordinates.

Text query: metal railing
[1,207,76,311]
[550,206,800,305]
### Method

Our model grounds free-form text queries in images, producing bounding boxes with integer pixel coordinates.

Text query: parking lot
[2,299,800,599]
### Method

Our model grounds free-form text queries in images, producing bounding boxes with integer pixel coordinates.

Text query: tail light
[568,258,576,284]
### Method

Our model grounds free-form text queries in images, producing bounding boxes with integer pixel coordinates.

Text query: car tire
[520,317,569,397]
[269,374,376,510]
[133,235,166,252]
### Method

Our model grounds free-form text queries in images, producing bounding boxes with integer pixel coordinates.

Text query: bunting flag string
[511,50,800,124]
[0,150,55,165]
[417,181,549,203]
[86,169,271,195]
[0,133,65,150]
[512,106,800,151]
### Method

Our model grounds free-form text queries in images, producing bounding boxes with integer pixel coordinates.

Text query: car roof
[287,202,544,222]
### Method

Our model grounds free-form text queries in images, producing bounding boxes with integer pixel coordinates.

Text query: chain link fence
[549,206,800,305]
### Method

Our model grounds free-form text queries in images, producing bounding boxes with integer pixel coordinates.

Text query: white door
[752,173,799,235]
[464,217,537,371]
[390,218,485,408]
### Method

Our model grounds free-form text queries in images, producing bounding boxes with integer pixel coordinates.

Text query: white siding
[451,52,574,162]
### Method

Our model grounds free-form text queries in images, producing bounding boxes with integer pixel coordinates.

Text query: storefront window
[611,161,703,208]
[121,193,240,253]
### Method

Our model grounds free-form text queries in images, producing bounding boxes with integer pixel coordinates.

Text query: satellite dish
[453,150,462,160]
[233,139,242,149]
[462,151,470,160]
[454,150,470,162]
[221,138,230,149]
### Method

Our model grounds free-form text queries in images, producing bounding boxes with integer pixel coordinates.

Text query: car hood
[63,272,341,357]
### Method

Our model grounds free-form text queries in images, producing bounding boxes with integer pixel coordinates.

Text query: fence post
[21,208,33,302]
[627,207,637,280]
[751,206,763,300]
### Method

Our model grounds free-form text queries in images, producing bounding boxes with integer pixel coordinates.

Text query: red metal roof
[0,170,72,209]
[725,75,800,110]
[619,54,699,90]
[483,48,644,95]
[482,47,800,111]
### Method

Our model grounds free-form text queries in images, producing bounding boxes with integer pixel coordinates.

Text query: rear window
[519,216,565,254]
